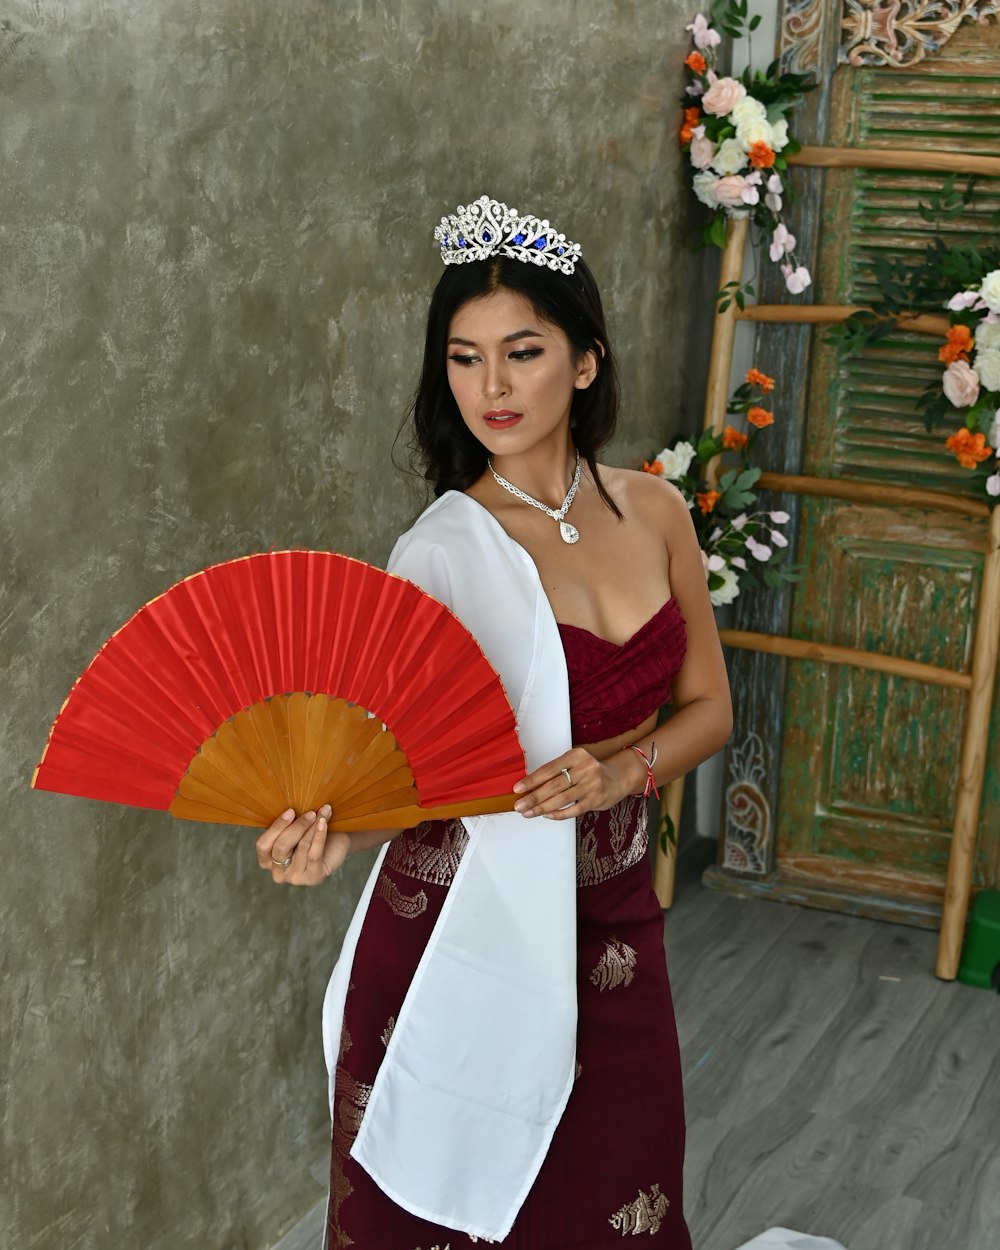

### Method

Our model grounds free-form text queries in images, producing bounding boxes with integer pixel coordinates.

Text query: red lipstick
[483,410,523,429]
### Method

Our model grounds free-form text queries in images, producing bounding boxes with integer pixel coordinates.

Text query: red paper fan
[33,551,525,829]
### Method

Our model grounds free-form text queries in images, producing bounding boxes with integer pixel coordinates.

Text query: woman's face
[445,288,596,458]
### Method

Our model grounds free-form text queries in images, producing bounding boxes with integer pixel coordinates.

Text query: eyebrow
[447,328,546,346]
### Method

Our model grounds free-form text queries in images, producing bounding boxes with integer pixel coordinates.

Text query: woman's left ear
[574,344,602,391]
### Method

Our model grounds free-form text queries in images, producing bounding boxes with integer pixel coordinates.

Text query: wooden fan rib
[328,791,516,833]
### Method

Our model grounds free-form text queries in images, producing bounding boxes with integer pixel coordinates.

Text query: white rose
[979,269,1000,314]
[975,321,1000,351]
[974,348,1000,393]
[711,137,749,176]
[657,441,697,481]
[735,116,776,151]
[730,97,766,127]
[692,171,719,208]
[770,117,789,151]
[709,565,740,607]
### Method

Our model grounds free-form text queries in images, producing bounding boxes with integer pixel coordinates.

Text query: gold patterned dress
[327,597,691,1249]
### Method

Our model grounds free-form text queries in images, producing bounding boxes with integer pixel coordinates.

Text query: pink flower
[987,473,1000,497]
[769,223,796,262]
[707,554,726,572]
[714,175,752,208]
[689,135,716,169]
[702,76,747,117]
[685,81,705,97]
[947,290,981,311]
[764,172,783,211]
[745,536,773,562]
[732,513,748,531]
[741,184,760,206]
[731,556,747,570]
[942,359,981,408]
[781,264,812,295]
[769,510,790,523]
[686,13,722,50]
[769,529,789,548]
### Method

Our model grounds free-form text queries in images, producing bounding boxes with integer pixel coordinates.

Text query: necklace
[488,451,582,544]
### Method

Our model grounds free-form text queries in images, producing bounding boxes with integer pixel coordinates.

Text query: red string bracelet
[627,743,660,800]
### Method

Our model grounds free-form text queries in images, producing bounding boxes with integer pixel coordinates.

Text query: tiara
[434,195,582,275]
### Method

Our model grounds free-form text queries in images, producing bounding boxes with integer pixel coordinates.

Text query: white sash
[321,491,577,1241]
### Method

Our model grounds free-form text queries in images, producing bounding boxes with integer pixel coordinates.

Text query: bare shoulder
[597,464,691,528]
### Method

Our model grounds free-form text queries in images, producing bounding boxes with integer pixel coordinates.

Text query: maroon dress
[327,597,691,1249]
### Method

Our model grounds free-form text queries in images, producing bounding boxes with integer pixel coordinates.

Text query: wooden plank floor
[271,839,1000,1250]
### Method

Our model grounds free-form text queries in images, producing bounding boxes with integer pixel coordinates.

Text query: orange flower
[679,106,701,146]
[938,324,975,364]
[685,51,707,73]
[748,140,776,169]
[696,490,721,515]
[745,367,775,392]
[946,428,994,468]
[642,459,663,475]
[747,406,774,428]
[722,425,749,451]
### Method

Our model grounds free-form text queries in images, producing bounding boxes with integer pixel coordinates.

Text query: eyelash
[448,349,543,367]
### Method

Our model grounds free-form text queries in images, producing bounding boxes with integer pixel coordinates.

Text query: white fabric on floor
[734,1230,848,1250]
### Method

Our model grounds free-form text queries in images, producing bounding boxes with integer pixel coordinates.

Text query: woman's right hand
[255,804,351,886]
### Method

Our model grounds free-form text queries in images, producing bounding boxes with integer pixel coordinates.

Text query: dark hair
[408,255,623,517]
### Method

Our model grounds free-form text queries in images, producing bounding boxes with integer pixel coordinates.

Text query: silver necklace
[488,451,582,544]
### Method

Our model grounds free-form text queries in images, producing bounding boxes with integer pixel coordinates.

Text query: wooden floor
[271,839,1000,1250]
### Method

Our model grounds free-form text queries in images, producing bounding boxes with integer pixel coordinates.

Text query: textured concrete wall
[0,2,708,1246]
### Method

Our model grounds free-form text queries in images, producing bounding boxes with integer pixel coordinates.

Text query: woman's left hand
[512,747,642,820]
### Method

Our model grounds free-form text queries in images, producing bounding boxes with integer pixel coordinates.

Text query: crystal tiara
[434,195,582,275]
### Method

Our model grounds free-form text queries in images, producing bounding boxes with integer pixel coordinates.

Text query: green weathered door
[775,26,1000,902]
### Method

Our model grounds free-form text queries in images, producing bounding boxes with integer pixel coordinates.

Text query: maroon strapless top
[557,597,687,742]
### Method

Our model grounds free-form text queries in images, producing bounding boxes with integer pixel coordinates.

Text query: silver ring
[271,853,293,868]
[560,767,573,789]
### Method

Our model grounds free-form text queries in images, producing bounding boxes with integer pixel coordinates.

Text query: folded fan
[33,551,526,830]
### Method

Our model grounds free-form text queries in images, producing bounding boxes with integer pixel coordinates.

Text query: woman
[257,196,732,1248]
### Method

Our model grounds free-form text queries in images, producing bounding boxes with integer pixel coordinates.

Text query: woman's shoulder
[597,463,690,518]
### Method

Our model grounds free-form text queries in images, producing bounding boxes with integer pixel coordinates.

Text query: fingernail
[317,818,326,832]
[520,809,534,819]
[514,800,528,812]
[282,808,294,821]
[320,804,332,818]
[304,811,316,822]
[513,782,525,793]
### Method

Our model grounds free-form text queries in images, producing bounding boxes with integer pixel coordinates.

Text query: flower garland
[681,4,816,301]
[938,269,1000,498]
[643,366,797,605]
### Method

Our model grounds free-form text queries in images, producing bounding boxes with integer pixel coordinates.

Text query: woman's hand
[512,747,645,821]
[255,804,351,886]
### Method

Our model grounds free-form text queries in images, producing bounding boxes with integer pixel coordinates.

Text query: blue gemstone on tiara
[482,230,492,242]
[459,236,467,248]
[513,233,525,245]
[534,238,546,250]
[557,247,565,255]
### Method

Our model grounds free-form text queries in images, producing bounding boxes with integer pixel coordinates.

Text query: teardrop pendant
[559,521,579,544]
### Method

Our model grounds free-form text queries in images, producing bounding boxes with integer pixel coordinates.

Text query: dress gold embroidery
[329,1053,372,1248]
[590,938,638,992]
[385,818,469,884]
[609,1183,670,1235]
[576,796,648,886]
[375,874,428,919]
[380,1015,396,1047]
